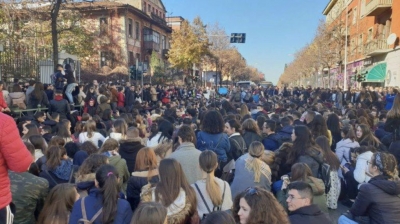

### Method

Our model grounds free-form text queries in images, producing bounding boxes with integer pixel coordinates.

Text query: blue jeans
[65,83,78,103]
[338,215,358,224]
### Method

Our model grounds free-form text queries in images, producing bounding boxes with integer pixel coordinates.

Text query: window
[135,21,140,40]
[144,28,152,41]
[99,17,108,34]
[350,38,355,56]
[129,51,134,65]
[353,7,357,25]
[100,51,113,67]
[156,9,158,16]
[162,35,166,49]
[153,31,160,43]
[143,4,146,12]
[148,4,151,11]
[128,19,133,38]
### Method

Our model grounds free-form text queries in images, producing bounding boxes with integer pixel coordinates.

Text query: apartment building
[73,0,172,72]
[323,0,400,87]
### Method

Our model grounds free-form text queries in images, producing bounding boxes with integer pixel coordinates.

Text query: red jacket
[117,92,125,108]
[0,91,8,111]
[0,113,32,209]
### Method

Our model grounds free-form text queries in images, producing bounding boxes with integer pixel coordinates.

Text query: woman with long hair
[336,124,360,172]
[56,119,74,143]
[29,135,47,162]
[105,118,128,142]
[69,164,133,223]
[141,158,199,224]
[385,93,400,135]
[287,125,324,177]
[201,211,235,224]
[39,146,76,189]
[356,124,385,150]
[75,154,109,197]
[290,163,328,212]
[79,120,105,148]
[326,113,342,150]
[73,121,84,143]
[192,150,233,218]
[231,141,272,197]
[100,138,130,193]
[28,82,49,109]
[232,187,289,224]
[315,136,341,209]
[127,147,159,211]
[241,118,262,149]
[240,104,250,118]
[147,120,173,147]
[197,110,230,176]
[21,123,40,142]
[37,183,79,224]
[339,152,400,224]
[309,114,332,145]
[131,202,167,224]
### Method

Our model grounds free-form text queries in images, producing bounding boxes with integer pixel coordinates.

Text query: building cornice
[323,0,338,15]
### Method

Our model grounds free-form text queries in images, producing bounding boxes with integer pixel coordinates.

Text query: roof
[322,0,338,15]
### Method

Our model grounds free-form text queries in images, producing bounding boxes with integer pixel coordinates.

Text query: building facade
[323,0,400,87]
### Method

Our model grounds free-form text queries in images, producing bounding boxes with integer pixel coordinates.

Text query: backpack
[244,92,251,101]
[318,162,331,194]
[78,197,103,224]
[50,73,57,85]
[234,92,241,102]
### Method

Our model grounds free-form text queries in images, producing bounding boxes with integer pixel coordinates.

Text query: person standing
[0,113,33,223]
[0,82,10,113]
[64,64,78,106]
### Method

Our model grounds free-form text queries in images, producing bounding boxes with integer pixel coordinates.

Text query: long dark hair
[315,136,340,170]
[154,159,197,209]
[96,164,120,224]
[326,113,341,135]
[158,120,173,142]
[287,125,321,164]
[37,183,76,224]
[310,114,329,139]
[32,82,44,101]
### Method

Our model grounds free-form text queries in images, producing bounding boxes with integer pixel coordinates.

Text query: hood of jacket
[306,176,325,195]
[369,175,400,195]
[336,139,360,149]
[76,173,95,190]
[119,139,145,153]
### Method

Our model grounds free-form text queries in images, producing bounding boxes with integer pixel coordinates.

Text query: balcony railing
[365,0,392,16]
[364,39,391,56]
[144,41,160,52]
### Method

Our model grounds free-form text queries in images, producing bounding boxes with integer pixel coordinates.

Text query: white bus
[236,81,256,89]
[259,81,273,88]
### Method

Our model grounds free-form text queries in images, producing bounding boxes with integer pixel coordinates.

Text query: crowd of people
[1,70,400,224]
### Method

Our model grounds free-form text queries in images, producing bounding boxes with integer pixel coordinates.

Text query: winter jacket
[304,176,328,212]
[150,87,158,101]
[69,188,133,224]
[79,132,105,148]
[119,139,145,174]
[168,142,202,184]
[230,153,271,198]
[296,149,324,177]
[354,151,373,185]
[349,175,400,224]
[39,162,77,189]
[108,155,130,193]
[64,70,76,84]
[289,204,331,224]
[277,125,293,140]
[28,91,49,109]
[141,185,199,224]
[228,133,247,161]
[375,122,391,141]
[126,170,159,211]
[335,139,360,164]
[117,92,125,108]
[0,91,8,111]
[384,116,400,133]
[96,103,111,118]
[196,131,230,163]
[7,92,26,109]
[262,133,280,151]
[242,131,262,150]
[110,88,118,103]
[48,95,71,120]
[75,173,95,197]
[0,113,32,209]
[385,93,396,110]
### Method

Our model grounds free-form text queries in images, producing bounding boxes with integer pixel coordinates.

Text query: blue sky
[163,0,329,84]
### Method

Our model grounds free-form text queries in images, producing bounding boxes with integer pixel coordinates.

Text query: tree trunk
[51,0,63,69]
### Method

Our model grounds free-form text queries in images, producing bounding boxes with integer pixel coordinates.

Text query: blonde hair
[246,141,266,182]
[84,120,97,138]
[199,150,222,206]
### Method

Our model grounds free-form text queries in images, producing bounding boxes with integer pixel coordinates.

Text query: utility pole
[343,1,349,90]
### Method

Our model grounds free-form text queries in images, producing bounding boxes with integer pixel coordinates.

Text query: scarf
[52,160,73,181]
[245,156,271,183]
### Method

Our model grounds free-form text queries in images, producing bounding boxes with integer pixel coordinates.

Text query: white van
[236,81,256,89]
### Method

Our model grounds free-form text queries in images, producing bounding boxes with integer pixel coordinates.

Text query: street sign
[230,33,246,43]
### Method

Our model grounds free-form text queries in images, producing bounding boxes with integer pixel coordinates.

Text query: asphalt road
[328,202,349,224]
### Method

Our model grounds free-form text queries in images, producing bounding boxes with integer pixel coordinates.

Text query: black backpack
[318,162,331,194]
[234,92,241,102]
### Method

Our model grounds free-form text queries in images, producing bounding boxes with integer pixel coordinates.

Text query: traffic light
[230,33,246,43]
[357,73,366,82]
[130,65,136,80]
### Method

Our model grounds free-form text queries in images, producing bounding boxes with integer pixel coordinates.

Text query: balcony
[144,41,160,53]
[365,0,392,17]
[364,39,391,56]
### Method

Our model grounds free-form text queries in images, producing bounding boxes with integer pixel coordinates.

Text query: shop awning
[362,62,387,82]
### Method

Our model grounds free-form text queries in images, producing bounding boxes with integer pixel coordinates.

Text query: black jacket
[119,139,145,174]
[242,131,262,149]
[228,133,247,161]
[384,116,400,133]
[29,91,49,108]
[126,173,159,211]
[48,97,71,120]
[289,204,331,224]
[349,175,400,224]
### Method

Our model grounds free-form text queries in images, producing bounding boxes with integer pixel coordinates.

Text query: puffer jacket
[0,113,32,209]
[48,95,71,120]
[296,149,324,178]
[336,139,360,178]
[349,175,400,224]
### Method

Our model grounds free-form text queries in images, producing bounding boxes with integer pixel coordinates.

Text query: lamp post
[343,2,349,90]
